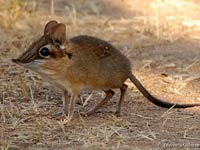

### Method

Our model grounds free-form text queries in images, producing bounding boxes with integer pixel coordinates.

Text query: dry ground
[1,0,200,149]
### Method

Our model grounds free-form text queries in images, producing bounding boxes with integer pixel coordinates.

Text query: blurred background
[1,0,200,79]
[1,0,200,61]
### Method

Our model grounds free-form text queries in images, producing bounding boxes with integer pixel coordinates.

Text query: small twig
[57,116,71,134]
[137,131,154,141]
[132,113,153,120]
[83,91,94,107]
[146,122,156,139]
[78,110,86,127]
[29,85,35,106]
[161,104,176,126]
[109,126,124,138]
[50,0,54,15]
[161,104,176,118]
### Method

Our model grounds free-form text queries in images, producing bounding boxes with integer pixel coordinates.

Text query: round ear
[48,23,66,50]
[44,20,58,35]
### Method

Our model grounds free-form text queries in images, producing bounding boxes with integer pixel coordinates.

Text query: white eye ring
[39,45,51,58]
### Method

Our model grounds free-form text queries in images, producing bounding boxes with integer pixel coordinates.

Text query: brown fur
[12,20,200,119]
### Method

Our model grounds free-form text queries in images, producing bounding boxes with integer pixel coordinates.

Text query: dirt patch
[1,0,200,149]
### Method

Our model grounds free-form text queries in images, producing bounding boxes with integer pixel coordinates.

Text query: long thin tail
[129,73,200,108]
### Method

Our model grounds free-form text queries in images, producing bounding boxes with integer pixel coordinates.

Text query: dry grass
[1,0,200,149]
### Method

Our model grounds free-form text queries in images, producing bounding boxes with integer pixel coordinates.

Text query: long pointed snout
[12,58,26,66]
[12,48,37,65]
